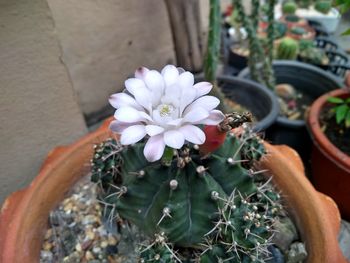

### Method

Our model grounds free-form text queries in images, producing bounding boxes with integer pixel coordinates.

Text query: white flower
[109,65,225,162]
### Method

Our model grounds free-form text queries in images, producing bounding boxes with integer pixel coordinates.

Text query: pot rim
[238,60,344,128]
[307,88,350,172]
[0,118,347,263]
[217,75,280,132]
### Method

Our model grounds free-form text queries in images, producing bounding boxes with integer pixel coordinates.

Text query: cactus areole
[92,66,281,262]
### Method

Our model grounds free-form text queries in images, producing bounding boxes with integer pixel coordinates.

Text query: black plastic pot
[238,60,343,162]
[216,75,279,132]
[227,48,248,71]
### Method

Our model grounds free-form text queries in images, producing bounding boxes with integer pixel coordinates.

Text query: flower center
[158,104,174,117]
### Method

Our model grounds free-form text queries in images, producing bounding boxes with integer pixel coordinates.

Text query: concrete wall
[0,0,88,204]
[0,0,211,204]
[47,0,176,121]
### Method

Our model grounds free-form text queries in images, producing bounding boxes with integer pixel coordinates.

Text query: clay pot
[0,118,347,263]
[307,88,350,220]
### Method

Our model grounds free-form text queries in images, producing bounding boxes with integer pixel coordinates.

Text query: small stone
[100,241,108,248]
[266,246,284,263]
[106,244,119,255]
[108,235,118,246]
[86,229,96,240]
[92,246,101,254]
[85,250,95,260]
[42,241,53,251]
[75,243,82,252]
[287,242,307,263]
[275,84,296,100]
[288,112,301,120]
[44,229,52,240]
[81,239,93,250]
[40,250,53,261]
[272,217,298,252]
[82,215,99,225]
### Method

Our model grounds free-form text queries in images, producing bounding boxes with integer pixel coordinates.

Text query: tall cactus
[232,0,276,90]
[92,118,281,262]
[204,0,230,113]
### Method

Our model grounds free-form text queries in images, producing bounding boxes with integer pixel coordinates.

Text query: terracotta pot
[0,118,347,263]
[307,88,350,220]
[286,25,316,41]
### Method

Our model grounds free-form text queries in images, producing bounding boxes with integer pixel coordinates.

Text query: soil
[276,85,313,121]
[320,105,350,155]
[224,97,258,124]
[40,170,307,263]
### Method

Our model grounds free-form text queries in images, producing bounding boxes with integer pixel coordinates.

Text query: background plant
[232,0,276,90]
[327,96,350,128]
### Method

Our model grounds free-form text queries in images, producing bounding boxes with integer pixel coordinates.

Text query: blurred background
[0,0,349,204]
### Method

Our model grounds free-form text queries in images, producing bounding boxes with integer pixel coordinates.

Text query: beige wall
[0,0,88,204]
[0,0,212,204]
[47,0,176,119]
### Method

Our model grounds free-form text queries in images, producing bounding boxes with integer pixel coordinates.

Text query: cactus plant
[233,0,276,90]
[92,109,281,262]
[296,0,313,8]
[290,26,307,35]
[283,1,298,14]
[276,37,299,60]
[314,0,332,14]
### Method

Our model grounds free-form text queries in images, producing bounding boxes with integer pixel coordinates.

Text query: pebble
[275,84,296,100]
[287,242,308,263]
[273,217,298,252]
[39,177,127,262]
[85,250,95,260]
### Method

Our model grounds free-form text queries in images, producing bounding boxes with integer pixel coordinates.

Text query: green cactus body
[92,127,280,262]
[290,26,307,35]
[276,37,299,60]
[296,0,313,8]
[314,0,332,14]
[95,135,256,246]
[285,14,300,22]
[282,1,298,14]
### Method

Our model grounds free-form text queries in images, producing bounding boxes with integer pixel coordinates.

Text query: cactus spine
[92,115,281,262]
[276,37,299,60]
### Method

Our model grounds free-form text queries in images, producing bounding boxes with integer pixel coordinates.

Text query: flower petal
[114,106,150,123]
[178,71,194,91]
[144,70,165,96]
[193,82,212,98]
[183,107,209,123]
[161,65,179,87]
[133,87,152,112]
[180,87,197,114]
[195,110,225,125]
[177,67,185,74]
[125,78,147,96]
[164,130,185,149]
[120,125,146,145]
[109,93,143,110]
[109,120,141,133]
[144,134,166,162]
[179,125,205,144]
[135,67,149,80]
[145,125,165,136]
[184,95,220,115]
[167,118,183,126]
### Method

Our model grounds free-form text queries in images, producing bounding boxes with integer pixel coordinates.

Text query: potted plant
[230,0,343,162]
[279,0,341,33]
[239,60,343,162]
[307,88,350,220]
[0,64,347,262]
[203,0,279,132]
